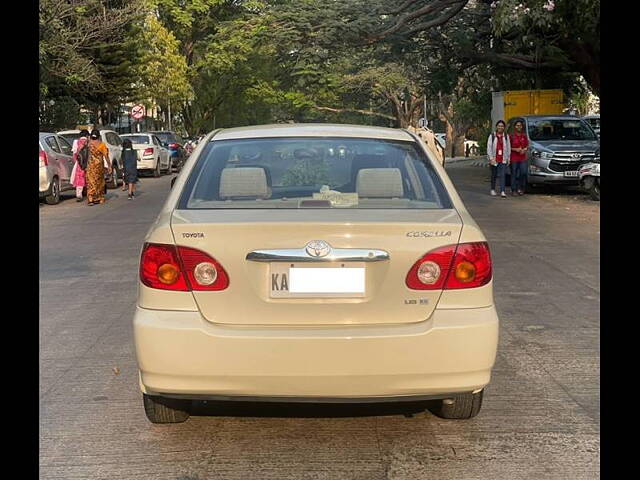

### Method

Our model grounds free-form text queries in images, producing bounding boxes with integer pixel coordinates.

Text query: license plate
[270,263,365,298]
[564,171,578,177]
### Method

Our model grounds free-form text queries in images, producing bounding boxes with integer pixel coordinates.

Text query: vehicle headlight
[529,164,542,173]
[531,149,552,159]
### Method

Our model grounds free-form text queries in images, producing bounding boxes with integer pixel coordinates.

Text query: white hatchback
[134,124,499,423]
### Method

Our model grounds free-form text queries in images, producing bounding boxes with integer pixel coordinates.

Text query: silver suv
[506,115,600,188]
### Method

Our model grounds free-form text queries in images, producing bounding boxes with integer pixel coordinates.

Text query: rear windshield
[122,135,150,144]
[178,137,451,209]
[528,119,597,141]
[153,132,176,143]
[59,133,80,143]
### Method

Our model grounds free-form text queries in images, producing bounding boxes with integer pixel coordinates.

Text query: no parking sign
[131,104,145,120]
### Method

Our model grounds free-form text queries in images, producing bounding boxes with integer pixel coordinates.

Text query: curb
[445,156,488,167]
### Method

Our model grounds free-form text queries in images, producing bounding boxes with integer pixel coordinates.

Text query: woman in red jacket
[509,120,529,196]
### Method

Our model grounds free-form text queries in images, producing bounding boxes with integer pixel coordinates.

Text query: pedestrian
[509,120,529,196]
[70,129,90,202]
[86,129,111,206]
[121,139,138,200]
[486,120,510,198]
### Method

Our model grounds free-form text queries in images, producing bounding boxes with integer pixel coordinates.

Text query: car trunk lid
[170,209,462,326]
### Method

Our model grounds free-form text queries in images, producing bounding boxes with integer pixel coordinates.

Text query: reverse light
[193,262,218,286]
[178,246,229,291]
[406,242,492,290]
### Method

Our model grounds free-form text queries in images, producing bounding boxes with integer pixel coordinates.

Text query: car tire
[45,176,61,205]
[589,179,600,201]
[143,394,190,424]
[427,389,483,419]
[153,161,161,178]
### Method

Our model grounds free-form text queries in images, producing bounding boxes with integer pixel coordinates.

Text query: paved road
[39,164,599,479]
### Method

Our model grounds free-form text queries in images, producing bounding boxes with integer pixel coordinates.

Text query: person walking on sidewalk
[121,139,138,200]
[86,129,111,205]
[70,129,90,202]
[509,120,529,196]
[486,120,510,198]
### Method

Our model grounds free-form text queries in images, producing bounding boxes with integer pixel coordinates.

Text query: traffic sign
[418,117,427,128]
[131,104,145,120]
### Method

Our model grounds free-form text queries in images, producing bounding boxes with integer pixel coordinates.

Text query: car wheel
[109,165,120,189]
[45,176,61,205]
[589,179,600,201]
[427,389,483,419]
[143,393,190,424]
[153,160,161,178]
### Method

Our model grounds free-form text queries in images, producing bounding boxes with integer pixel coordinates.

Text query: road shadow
[189,400,430,418]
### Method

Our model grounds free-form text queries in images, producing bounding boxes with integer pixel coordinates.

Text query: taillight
[143,147,154,156]
[40,150,48,166]
[139,243,229,291]
[406,242,492,290]
[169,143,178,149]
[140,244,189,291]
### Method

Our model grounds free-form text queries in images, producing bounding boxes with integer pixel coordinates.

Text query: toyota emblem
[305,240,331,257]
[571,153,582,159]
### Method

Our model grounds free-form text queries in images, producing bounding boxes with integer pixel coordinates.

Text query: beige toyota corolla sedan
[134,124,499,423]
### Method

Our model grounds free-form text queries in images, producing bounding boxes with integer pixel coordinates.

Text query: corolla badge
[306,240,331,257]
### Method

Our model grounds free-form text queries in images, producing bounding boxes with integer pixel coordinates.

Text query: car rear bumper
[134,305,499,399]
[39,167,51,194]
[137,158,156,170]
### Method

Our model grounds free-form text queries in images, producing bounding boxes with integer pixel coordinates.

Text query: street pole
[168,96,172,131]
[423,94,427,128]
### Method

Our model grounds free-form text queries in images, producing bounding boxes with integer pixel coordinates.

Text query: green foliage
[39,97,84,132]
[138,14,193,108]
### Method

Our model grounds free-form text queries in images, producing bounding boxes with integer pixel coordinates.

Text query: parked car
[434,133,446,150]
[135,123,499,423]
[150,131,187,171]
[505,115,599,190]
[120,133,172,177]
[39,132,76,204]
[582,114,600,138]
[58,129,123,189]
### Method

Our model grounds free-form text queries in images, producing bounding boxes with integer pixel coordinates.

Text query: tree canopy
[40,0,600,143]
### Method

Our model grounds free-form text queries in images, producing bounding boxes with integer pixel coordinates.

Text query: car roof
[211,123,415,142]
[40,132,57,138]
[121,132,153,136]
[519,115,584,120]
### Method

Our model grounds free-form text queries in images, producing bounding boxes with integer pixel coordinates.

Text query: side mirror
[170,176,177,189]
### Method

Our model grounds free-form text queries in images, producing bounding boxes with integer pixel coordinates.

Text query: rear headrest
[356,168,404,198]
[219,167,270,199]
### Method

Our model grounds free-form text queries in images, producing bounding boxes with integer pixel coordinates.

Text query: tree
[492,0,600,95]
[137,14,193,123]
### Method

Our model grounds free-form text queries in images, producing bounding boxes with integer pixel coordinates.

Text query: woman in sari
[86,129,111,205]
[70,129,90,202]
